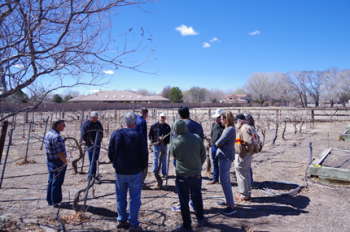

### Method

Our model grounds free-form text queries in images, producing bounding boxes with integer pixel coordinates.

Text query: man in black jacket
[148,113,171,177]
[81,111,104,184]
[208,109,225,185]
[108,111,148,231]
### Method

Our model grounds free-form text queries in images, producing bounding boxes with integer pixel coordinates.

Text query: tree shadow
[223,195,309,219]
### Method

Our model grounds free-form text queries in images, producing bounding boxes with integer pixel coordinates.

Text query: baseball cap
[90,111,99,117]
[212,109,224,118]
[235,114,245,120]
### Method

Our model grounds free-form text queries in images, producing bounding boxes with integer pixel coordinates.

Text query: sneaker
[95,178,102,185]
[171,204,181,212]
[129,225,142,231]
[197,216,207,226]
[175,225,193,232]
[117,220,130,229]
[142,184,151,190]
[53,202,70,208]
[171,202,194,212]
[217,201,227,206]
[234,193,251,202]
[222,206,237,215]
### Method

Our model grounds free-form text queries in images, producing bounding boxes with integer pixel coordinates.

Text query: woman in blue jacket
[215,111,237,215]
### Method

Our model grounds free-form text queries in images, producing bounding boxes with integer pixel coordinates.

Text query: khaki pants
[142,165,148,185]
[235,153,253,197]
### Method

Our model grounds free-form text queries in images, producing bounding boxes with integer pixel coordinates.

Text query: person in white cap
[148,113,171,177]
[208,109,225,185]
[81,111,104,184]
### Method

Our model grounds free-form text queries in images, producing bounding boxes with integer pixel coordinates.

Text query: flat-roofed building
[69,90,169,103]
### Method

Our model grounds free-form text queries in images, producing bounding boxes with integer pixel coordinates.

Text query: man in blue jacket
[134,107,149,189]
[108,111,148,231]
[81,111,104,184]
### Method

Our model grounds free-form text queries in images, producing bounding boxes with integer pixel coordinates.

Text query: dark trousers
[175,175,204,230]
[211,145,220,182]
[47,160,66,205]
[87,143,101,177]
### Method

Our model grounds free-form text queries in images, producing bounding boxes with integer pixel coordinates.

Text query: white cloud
[14,64,24,68]
[175,25,199,36]
[90,89,99,93]
[249,30,260,36]
[103,70,114,74]
[202,42,211,48]
[210,37,220,42]
[132,89,136,91]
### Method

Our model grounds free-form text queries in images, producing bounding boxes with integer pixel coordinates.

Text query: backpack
[249,125,260,154]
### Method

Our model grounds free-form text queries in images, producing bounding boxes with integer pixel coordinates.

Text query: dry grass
[59,211,92,224]
[14,158,36,166]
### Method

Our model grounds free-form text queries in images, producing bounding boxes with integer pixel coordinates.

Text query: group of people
[43,106,259,232]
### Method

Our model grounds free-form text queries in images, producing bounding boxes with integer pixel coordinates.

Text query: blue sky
[72,0,350,95]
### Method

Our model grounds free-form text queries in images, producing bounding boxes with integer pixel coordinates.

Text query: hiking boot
[222,206,237,215]
[234,193,251,202]
[207,180,219,185]
[117,220,130,229]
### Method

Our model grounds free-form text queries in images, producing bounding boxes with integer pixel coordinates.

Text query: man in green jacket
[170,119,206,232]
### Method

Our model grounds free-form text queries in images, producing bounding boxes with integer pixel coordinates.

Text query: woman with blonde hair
[214,111,237,215]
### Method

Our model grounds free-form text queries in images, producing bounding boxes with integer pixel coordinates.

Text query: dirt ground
[0,114,350,232]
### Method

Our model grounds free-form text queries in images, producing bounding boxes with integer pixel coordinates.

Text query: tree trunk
[271,122,279,145]
[299,94,304,107]
[281,121,287,141]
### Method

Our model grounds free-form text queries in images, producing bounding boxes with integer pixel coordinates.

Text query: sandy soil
[0,115,350,232]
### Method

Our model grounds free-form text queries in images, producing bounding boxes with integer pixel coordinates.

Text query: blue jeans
[153,144,167,175]
[175,175,204,230]
[219,159,235,206]
[115,172,142,227]
[211,146,220,182]
[87,143,100,177]
[47,160,67,205]
[250,166,254,185]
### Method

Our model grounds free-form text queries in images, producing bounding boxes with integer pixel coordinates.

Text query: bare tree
[322,67,339,107]
[63,89,80,98]
[336,69,350,108]
[284,71,308,107]
[136,89,151,96]
[161,85,171,99]
[208,88,225,103]
[247,71,289,103]
[233,85,247,95]
[304,71,322,107]
[184,86,209,103]
[0,0,156,119]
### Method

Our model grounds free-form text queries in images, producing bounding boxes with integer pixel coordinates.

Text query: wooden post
[0,121,9,164]
[311,110,314,126]
[24,121,32,162]
[25,110,29,123]
[61,110,65,119]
